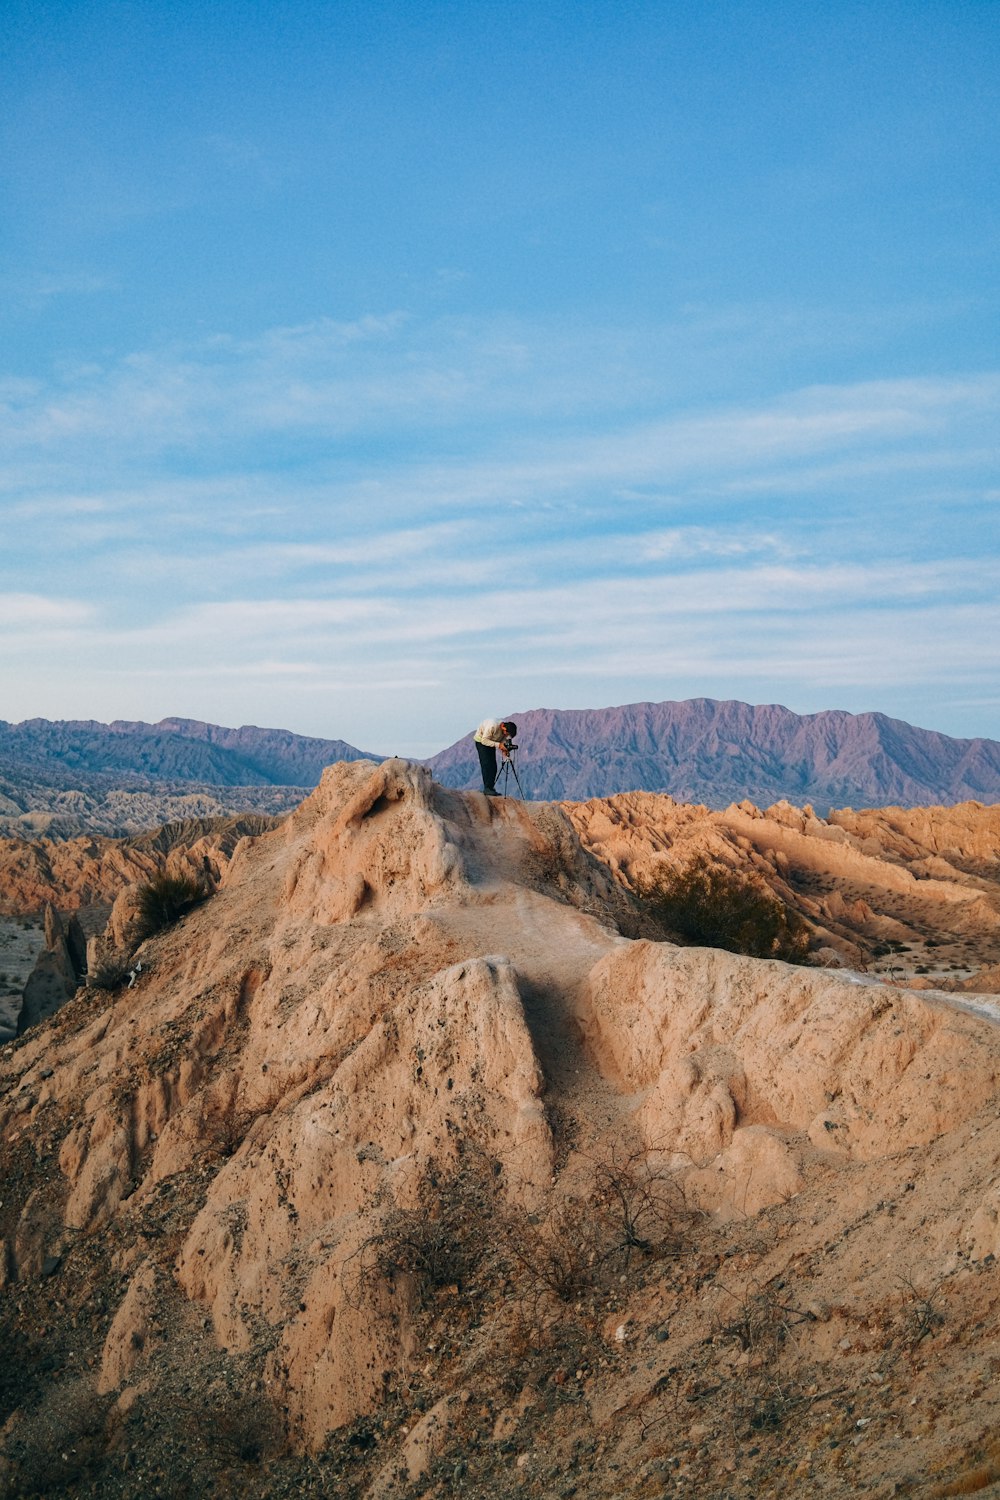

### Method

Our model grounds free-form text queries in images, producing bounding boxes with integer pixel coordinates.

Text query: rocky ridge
[2,763,1000,1496]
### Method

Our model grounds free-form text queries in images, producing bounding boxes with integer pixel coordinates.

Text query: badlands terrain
[2,765,1000,1497]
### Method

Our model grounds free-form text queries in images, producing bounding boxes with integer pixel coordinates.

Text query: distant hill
[0,717,381,837]
[0,716,378,788]
[426,699,1000,808]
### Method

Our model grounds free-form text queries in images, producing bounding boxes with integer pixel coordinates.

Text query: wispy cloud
[7,314,994,474]
[0,593,96,630]
[2,308,998,744]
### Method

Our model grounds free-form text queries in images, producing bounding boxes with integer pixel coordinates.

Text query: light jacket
[474,719,507,745]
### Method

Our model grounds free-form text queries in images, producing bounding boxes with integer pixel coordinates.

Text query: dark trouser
[475,739,498,793]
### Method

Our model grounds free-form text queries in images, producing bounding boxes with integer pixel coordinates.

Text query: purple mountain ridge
[0,717,379,790]
[425,699,1000,808]
[3,700,1000,813]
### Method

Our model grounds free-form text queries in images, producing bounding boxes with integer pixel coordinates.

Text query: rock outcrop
[15,905,87,1035]
[0,813,283,914]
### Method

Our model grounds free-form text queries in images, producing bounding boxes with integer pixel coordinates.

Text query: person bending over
[473,718,517,796]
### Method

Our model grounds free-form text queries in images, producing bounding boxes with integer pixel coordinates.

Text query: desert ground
[2,765,1000,1498]
[0,918,44,1042]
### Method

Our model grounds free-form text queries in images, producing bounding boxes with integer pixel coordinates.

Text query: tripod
[497,747,525,800]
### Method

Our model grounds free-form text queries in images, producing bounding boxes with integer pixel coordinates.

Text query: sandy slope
[2,762,1000,1498]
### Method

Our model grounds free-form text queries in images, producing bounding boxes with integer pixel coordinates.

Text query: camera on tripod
[501,735,517,755]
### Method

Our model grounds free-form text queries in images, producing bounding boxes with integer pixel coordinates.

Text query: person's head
[502,721,517,739]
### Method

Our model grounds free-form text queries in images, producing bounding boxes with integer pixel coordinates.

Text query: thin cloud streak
[2,307,998,742]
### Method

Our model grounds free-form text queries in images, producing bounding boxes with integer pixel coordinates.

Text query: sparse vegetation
[88,955,134,992]
[503,1195,606,1304]
[591,1137,694,1262]
[197,1085,285,1160]
[134,871,205,942]
[899,1274,945,1346]
[348,1154,503,1310]
[351,1139,698,1323]
[641,854,812,962]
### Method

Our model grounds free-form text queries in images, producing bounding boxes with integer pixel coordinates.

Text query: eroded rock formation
[566,791,1000,984]
[3,762,1000,1498]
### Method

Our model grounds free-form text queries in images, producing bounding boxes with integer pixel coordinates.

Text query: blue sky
[2,0,999,757]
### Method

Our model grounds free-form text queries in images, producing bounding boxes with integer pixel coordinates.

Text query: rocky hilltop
[3,763,1000,1497]
[428,698,1000,807]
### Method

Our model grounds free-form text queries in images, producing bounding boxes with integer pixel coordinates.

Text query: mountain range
[0,716,375,788]
[0,717,377,836]
[2,699,1000,838]
[428,698,1000,806]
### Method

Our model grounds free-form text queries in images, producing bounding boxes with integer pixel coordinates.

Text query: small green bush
[134,871,204,941]
[642,854,811,963]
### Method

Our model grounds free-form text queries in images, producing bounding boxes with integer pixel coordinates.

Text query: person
[473,717,518,796]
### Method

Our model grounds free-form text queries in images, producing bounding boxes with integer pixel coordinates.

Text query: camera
[501,736,517,754]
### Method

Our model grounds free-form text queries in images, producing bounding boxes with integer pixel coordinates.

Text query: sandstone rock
[16,903,86,1034]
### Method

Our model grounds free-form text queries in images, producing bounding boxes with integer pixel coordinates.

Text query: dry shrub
[88,954,133,992]
[350,1155,503,1309]
[592,1139,696,1262]
[898,1275,945,1347]
[206,1387,287,1465]
[504,1142,697,1306]
[504,1197,606,1304]
[641,854,811,963]
[349,1140,697,1328]
[196,1085,285,1160]
[134,871,205,942]
[714,1279,816,1437]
